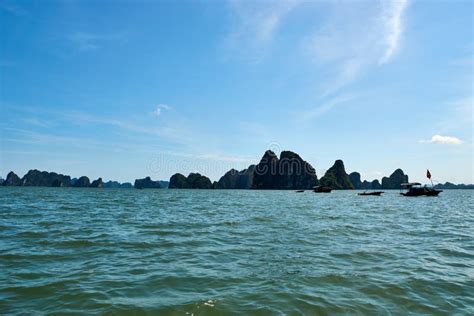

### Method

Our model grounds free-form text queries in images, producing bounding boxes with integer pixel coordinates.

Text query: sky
[0,0,473,184]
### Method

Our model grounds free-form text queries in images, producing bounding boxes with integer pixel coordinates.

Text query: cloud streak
[304,0,410,96]
[0,1,28,16]
[68,32,127,52]
[379,0,409,64]
[63,111,180,139]
[300,94,356,121]
[224,0,410,96]
[223,0,301,61]
[22,117,52,128]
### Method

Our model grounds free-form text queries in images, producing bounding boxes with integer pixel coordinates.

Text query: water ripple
[0,188,473,314]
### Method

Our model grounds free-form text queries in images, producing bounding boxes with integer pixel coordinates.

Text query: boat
[400,183,442,197]
[358,191,384,196]
[295,190,305,193]
[313,186,332,193]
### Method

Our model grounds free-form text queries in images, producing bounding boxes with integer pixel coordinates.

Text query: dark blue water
[1,188,473,314]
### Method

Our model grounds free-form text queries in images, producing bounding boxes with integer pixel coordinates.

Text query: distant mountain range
[1,150,472,190]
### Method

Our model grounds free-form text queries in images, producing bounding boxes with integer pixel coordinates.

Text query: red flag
[426,169,431,179]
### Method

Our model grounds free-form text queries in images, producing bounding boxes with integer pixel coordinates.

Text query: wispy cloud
[223,0,301,62]
[22,117,52,128]
[300,94,356,121]
[3,127,96,147]
[68,32,127,52]
[63,111,172,137]
[4,105,220,155]
[0,1,28,16]
[379,0,409,64]
[420,135,463,145]
[304,0,409,96]
[68,32,100,51]
[2,126,166,155]
[60,111,200,148]
[224,0,410,92]
[450,55,474,67]
[437,97,474,133]
[152,104,171,117]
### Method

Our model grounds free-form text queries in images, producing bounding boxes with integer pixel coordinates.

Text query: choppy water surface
[1,188,473,315]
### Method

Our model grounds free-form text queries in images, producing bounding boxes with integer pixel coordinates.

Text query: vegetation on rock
[319,160,354,189]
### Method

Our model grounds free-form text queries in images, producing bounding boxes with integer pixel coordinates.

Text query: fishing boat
[313,186,332,193]
[400,170,442,197]
[358,191,384,196]
[400,183,442,197]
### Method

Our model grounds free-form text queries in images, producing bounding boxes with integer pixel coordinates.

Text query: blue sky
[1,0,473,184]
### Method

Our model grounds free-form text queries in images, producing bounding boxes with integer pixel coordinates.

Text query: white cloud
[153,104,171,117]
[422,135,463,145]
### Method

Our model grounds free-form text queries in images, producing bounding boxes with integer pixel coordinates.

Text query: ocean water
[0,188,473,315]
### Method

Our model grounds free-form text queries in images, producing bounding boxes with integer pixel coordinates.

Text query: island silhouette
[1,150,472,190]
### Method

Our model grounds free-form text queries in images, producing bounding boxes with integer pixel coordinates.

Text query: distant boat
[400,183,442,197]
[313,186,332,193]
[295,190,305,193]
[358,191,384,196]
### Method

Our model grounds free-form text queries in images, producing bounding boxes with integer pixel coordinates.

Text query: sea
[1,188,473,315]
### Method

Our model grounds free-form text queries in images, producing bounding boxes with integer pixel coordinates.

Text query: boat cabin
[400,182,442,197]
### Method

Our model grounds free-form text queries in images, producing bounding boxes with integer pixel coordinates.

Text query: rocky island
[381,169,409,189]
[72,176,91,187]
[319,160,354,190]
[169,173,213,189]
[214,165,256,189]
[89,178,104,188]
[21,169,71,187]
[361,179,382,190]
[104,181,133,189]
[1,149,471,190]
[134,177,162,189]
[3,171,23,186]
[251,150,318,190]
[2,170,139,189]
